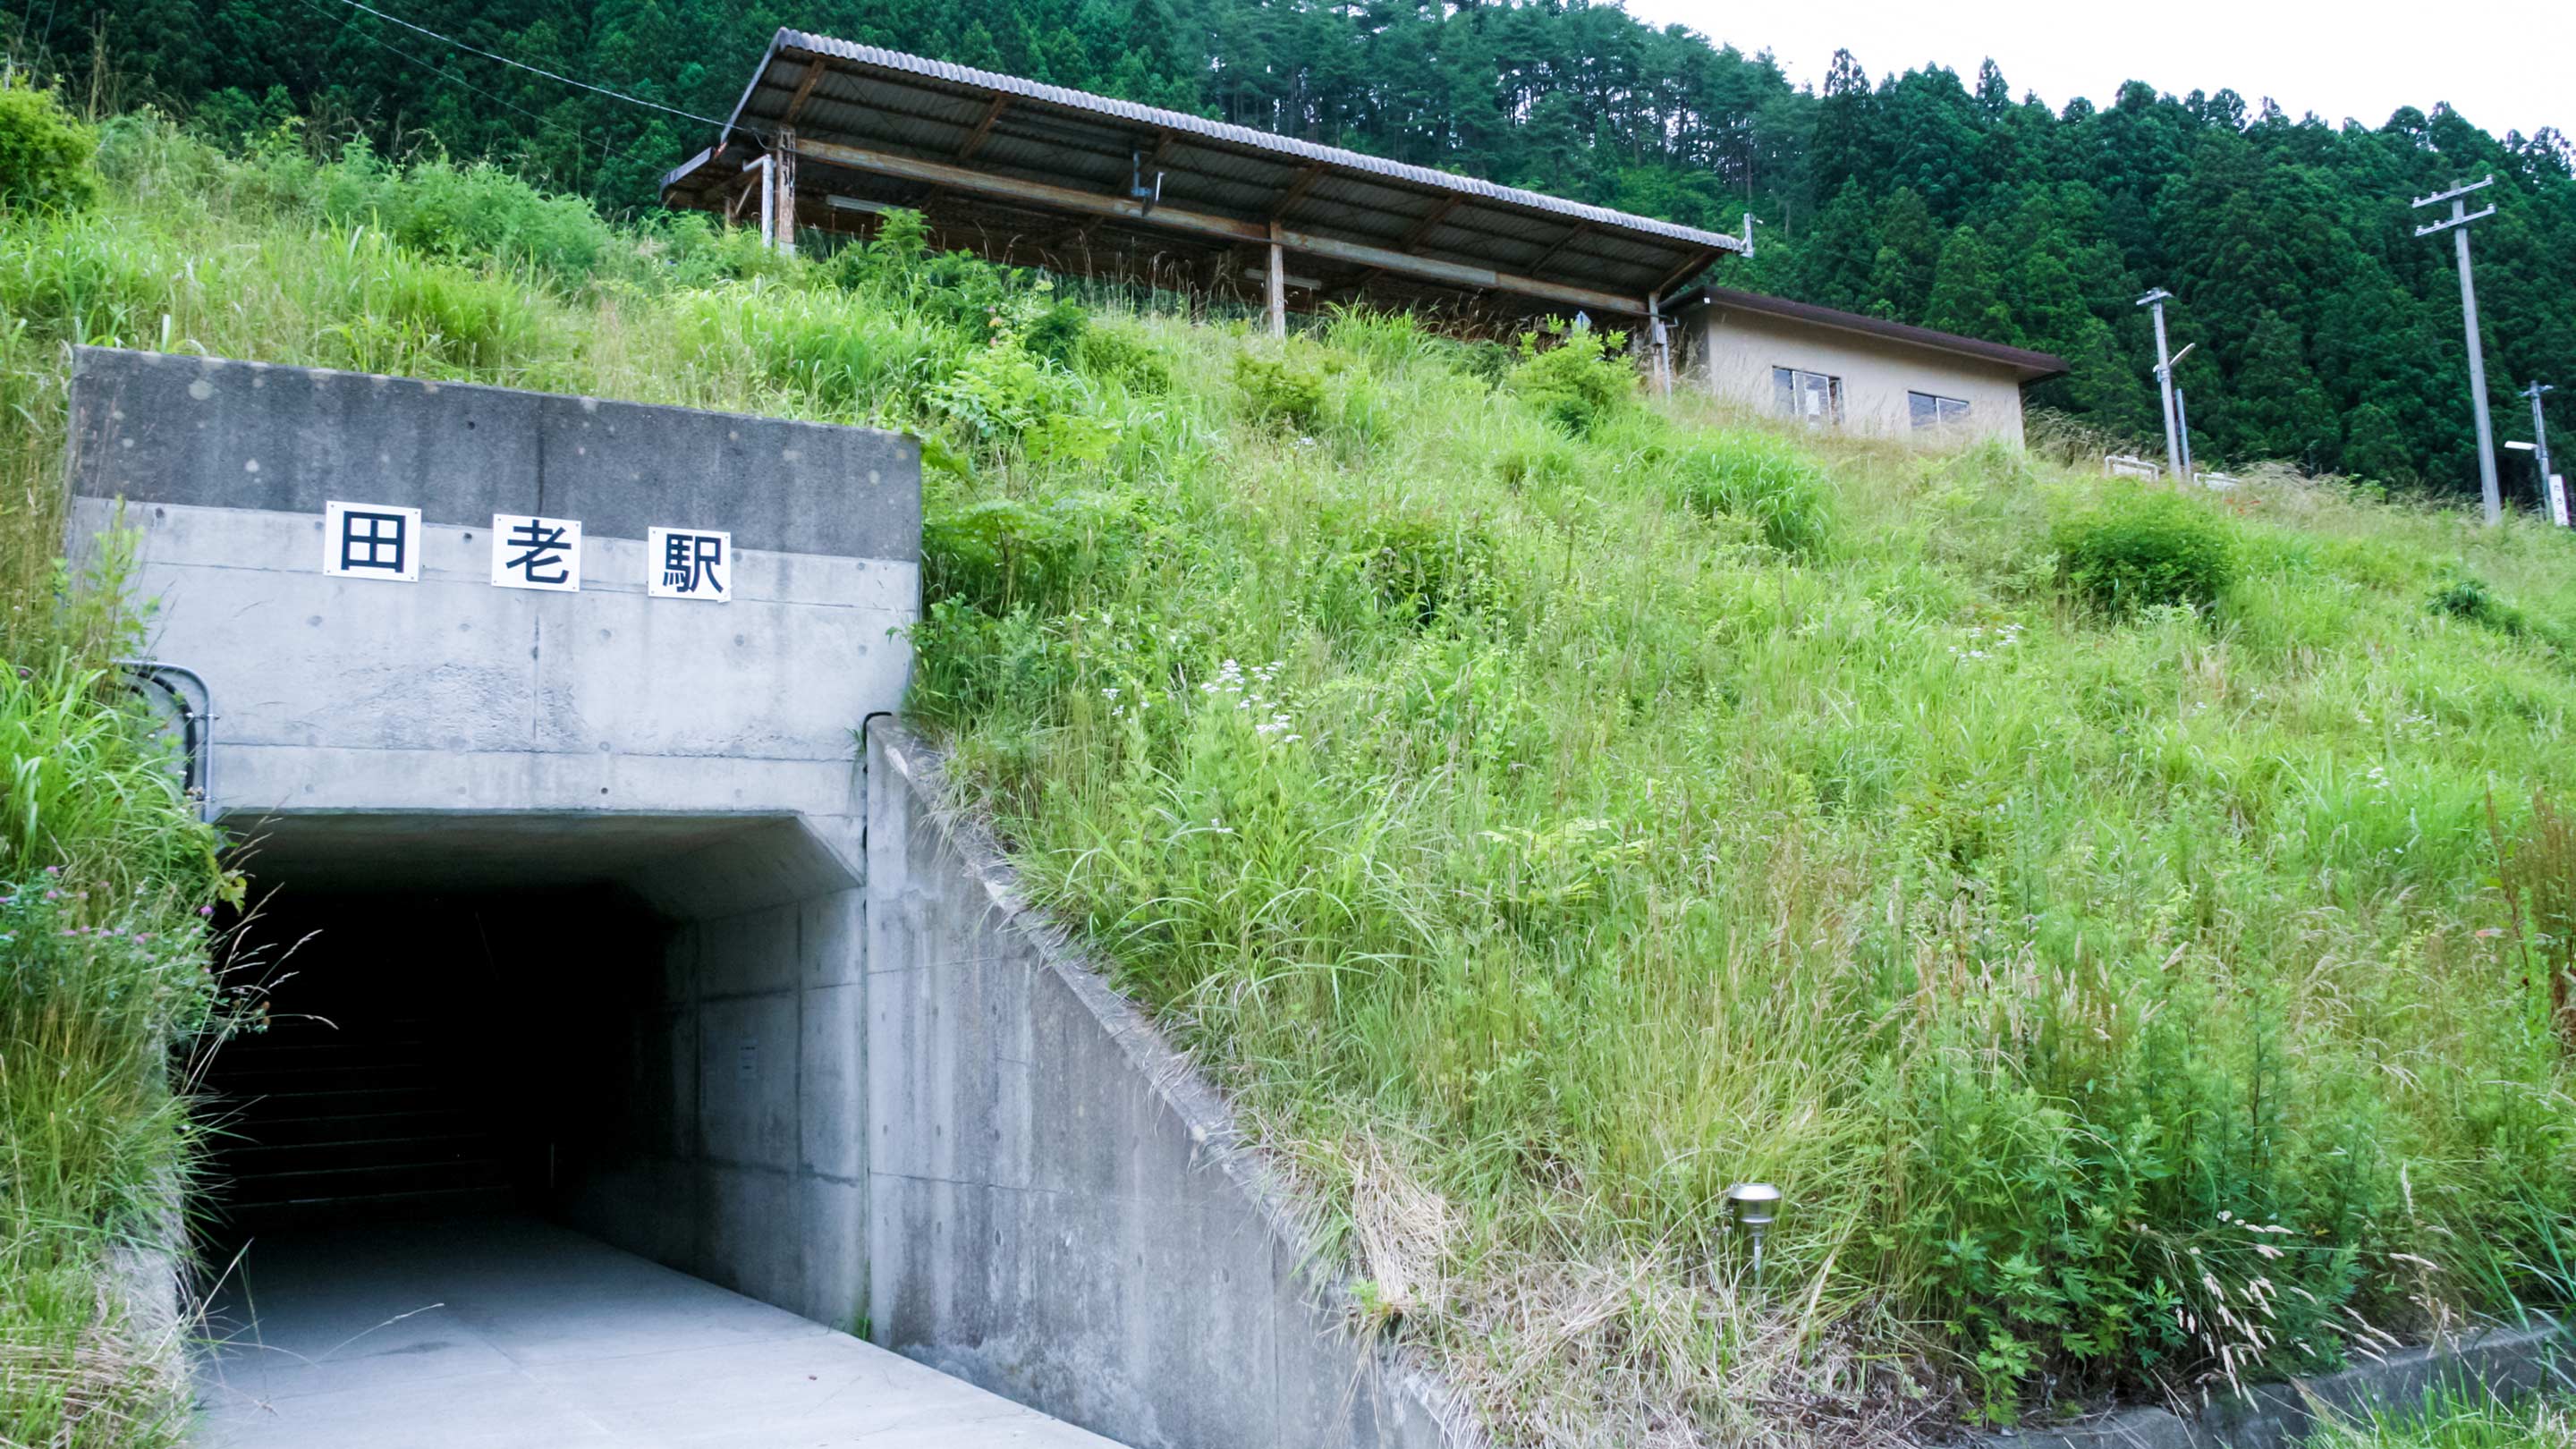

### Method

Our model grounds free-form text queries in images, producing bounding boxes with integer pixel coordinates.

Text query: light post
[2529,382,2557,525]
[1722,1182,1782,1289]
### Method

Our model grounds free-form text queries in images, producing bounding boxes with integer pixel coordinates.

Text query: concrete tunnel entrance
[203,812,870,1321]
[67,349,1258,1446]
[186,812,1119,1449]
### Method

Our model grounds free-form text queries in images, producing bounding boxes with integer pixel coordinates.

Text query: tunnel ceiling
[227,813,859,921]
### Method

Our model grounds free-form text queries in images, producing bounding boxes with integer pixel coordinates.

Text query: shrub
[1233,351,1326,432]
[2054,488,2241,613]
[826,207,931,292]
[1350,513,1500,625]
[929,336,1120,465]
[320,144,620,290]
[1665,430,1835,556]
[1021,299,1089,367]
[2428,574,2529,637]
[923,490,1145,616]
[0,82,102,216]
[1504,326,1633,436]
[1072,320,1174,394]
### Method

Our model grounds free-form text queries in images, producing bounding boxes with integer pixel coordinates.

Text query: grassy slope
[2,118,2571,1446]
[2301,1391,2576,1449]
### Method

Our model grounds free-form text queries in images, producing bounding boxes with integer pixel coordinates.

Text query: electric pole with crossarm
[2137,289,2184,482]
[2414,175,2501,524]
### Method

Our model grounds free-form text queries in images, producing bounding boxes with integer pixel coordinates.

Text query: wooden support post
[773,131,797,257]
[1267,223,1287,340]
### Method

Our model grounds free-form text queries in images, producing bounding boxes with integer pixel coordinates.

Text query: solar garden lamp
[1722,1182,1783,1290]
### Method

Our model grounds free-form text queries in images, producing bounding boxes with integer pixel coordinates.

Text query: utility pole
[2414,175,2501,524]
[2528,381,2556,523]
[2175,386,2195,480]
[2138,289,2183,481]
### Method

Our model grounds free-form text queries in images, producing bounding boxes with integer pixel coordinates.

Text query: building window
[1772,367,1843,427]
[1909,391,1972,429]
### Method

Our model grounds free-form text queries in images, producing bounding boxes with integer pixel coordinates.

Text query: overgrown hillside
[4,101,2573,1447]
[28,0,2576,499]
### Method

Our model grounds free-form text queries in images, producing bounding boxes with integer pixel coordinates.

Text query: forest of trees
[22,0,2576,498]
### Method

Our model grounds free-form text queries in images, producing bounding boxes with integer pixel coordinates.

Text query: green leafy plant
[2428,574,2533,639]
[0,81,102,216]
[1233,351,1327,432]
[923,491,1145,616]
[2054,488,2241,614]
[1348,513,1500,626]
[1664,429,1835,556]
[928,335,1119,465]
[1072,320,1174,394]
[1504,326,1634,436]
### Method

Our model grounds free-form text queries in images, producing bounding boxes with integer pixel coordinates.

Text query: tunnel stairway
[206,1012,517,1236]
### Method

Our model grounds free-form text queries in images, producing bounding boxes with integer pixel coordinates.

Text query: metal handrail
[115,660,214,823]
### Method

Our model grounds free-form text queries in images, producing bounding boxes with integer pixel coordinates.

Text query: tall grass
[0,114,2568,1446]
[2302,1389,2576,1448]
[0,652,227,1446]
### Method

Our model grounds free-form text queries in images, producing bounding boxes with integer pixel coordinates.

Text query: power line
[289,0,669,181]
[314,0,734,132]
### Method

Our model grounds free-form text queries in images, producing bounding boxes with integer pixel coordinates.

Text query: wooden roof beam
[1527,221,1591,275]
[1654,246,1720,299]
[1398,193,1463,250]
[956,95,1011,162]
[781,59,827,124]
[787,135,1647,316]
[1269,162,1327,222]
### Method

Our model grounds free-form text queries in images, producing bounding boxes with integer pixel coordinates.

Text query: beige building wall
[1683,304,2032,445]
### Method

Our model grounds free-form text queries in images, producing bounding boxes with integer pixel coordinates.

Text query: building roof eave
[1674,284,2069,383]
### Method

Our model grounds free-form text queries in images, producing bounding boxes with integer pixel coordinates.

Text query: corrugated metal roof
[661,30,1749,318]
[741,30,1745,255]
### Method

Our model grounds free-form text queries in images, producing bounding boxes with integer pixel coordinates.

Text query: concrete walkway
[194,1215,1122,1449]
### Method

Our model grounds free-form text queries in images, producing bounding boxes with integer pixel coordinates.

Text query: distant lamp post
[2526,382,2559,527]
[1722,1182,1784,1288]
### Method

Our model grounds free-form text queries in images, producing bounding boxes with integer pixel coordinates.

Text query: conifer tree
[1922,226,2018,344]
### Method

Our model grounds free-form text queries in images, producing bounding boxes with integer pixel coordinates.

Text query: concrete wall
[66,347,918,1336]
[1683,302,2031,445]
[550,863,869,1331]
[864,725,1470,1449]
[65,344,919,877]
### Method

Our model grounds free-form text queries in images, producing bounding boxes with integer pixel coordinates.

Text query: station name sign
[319,500,732,603]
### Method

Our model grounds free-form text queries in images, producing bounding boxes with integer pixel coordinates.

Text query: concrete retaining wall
[1994,1321,2571,1449]
[863,724,1470,1449]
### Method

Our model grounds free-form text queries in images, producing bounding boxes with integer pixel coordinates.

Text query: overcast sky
[1620,0,2572,143]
